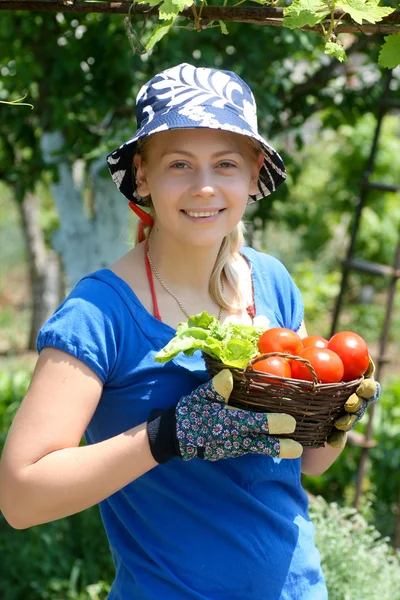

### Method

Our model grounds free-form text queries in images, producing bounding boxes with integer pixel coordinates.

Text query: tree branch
[0,2,399,34]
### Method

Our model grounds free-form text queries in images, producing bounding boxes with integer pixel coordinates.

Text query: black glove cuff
[146,406,180,464]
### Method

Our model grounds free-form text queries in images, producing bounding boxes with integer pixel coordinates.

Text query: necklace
[146,242,225,321]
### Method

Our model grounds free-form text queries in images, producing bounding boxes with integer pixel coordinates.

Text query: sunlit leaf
[146,19,175,51]
[378,34,400,68]
[325,41,347,62]
[335,0,395,25]
[219,20,229,34]
[283,0,330,29]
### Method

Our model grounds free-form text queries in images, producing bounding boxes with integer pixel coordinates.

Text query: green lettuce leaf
[154,311,265,368]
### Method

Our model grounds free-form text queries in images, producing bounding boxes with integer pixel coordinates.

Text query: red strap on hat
[128,201,154,244]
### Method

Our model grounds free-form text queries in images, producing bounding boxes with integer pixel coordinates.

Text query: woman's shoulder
[69,248,146,316]
[74,268,134,304]
[240,245,292,277]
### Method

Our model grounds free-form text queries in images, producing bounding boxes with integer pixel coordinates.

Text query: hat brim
[107,107,286,207]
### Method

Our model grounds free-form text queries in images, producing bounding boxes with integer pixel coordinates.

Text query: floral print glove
[147,370,303,464]
[328,357,381,448]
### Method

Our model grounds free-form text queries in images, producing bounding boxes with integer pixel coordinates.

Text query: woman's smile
[181,208,226,222]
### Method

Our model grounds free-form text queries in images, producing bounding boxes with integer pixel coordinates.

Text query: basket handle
[248,352,319,387]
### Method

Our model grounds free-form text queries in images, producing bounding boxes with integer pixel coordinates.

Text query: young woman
[0,63,379,599]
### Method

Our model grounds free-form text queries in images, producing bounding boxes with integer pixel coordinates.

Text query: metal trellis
[329,70,400,543]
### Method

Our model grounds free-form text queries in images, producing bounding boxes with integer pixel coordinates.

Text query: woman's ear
[133,154,151,198]
[249,152,264,196]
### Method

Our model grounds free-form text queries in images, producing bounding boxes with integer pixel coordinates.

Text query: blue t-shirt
[37,245,327,600]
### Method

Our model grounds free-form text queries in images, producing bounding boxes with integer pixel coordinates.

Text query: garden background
[0,8,400,599]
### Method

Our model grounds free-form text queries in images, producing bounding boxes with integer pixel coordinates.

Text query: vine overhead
[0,0,399,65]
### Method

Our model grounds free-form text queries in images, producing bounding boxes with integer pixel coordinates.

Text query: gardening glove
[328,357,381,449]
[147,369,303,464]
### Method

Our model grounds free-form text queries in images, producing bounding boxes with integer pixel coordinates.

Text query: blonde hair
[134,134,261,313]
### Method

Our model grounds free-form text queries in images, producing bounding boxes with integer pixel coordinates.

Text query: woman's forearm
[301,435,347,476]
[0,422,157,529]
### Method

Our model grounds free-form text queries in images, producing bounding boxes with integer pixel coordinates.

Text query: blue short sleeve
[36,276,120,384]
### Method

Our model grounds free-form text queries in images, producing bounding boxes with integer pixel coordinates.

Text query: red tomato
[252,356,292,380]
[258,328,303,355]
[301,335,329,350]
[291,347,344,384]
[327,331,369,381]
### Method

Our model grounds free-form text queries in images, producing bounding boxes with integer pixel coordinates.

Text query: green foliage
[311,498,400,599]
[146,19,176,50]
[324,41,347,62]
[0,510,113,600]
[291,262,341,335]
[1,8,394,209]
[283,0,330,29]
[0,370,31,441]
[0,12,138,196]
[130,0,399,65]
[379,34,400,68]
[367,377,400,538]
[335,0,395,24]
[266,113,400,271]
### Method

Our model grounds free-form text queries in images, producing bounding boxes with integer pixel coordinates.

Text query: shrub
[311,497,400,600]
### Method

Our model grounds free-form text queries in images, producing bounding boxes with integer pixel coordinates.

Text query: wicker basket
[203,351,363,448]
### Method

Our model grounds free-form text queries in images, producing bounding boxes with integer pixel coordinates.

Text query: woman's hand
[328,357,381,448]
[147,370,303,463]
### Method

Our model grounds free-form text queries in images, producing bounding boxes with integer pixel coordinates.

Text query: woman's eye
[217,161,236,168]
[171,162,188,169]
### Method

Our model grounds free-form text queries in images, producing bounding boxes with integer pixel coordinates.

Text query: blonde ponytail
[210,221,248,313]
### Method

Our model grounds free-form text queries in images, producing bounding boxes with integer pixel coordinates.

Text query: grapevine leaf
[219,20,229,34]
[325,41,347,62]
[159,0,178,20]
[283,0,330,29]
[136,0,189,18]
[135,0,162,6]
[159,0,188,20]
[378,34,400,68]
[146,19,175,51]
[172,0,190,10]
[335,0,395,25]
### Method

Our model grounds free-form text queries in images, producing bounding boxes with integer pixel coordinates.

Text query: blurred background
[0,9,399,599]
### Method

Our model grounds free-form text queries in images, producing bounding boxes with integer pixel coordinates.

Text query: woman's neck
[146,234,223,295]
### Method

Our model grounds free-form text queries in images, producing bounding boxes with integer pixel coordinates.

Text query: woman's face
[134,128,263,248]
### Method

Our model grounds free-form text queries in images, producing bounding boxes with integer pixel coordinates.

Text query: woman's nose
[190,170,216,197]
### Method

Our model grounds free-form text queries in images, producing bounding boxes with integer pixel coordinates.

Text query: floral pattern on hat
[107,63,286,206]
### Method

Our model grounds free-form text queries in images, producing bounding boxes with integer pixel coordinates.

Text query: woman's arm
[0,348,158,530]
[301,438,346,476]
[296,320,347,476]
